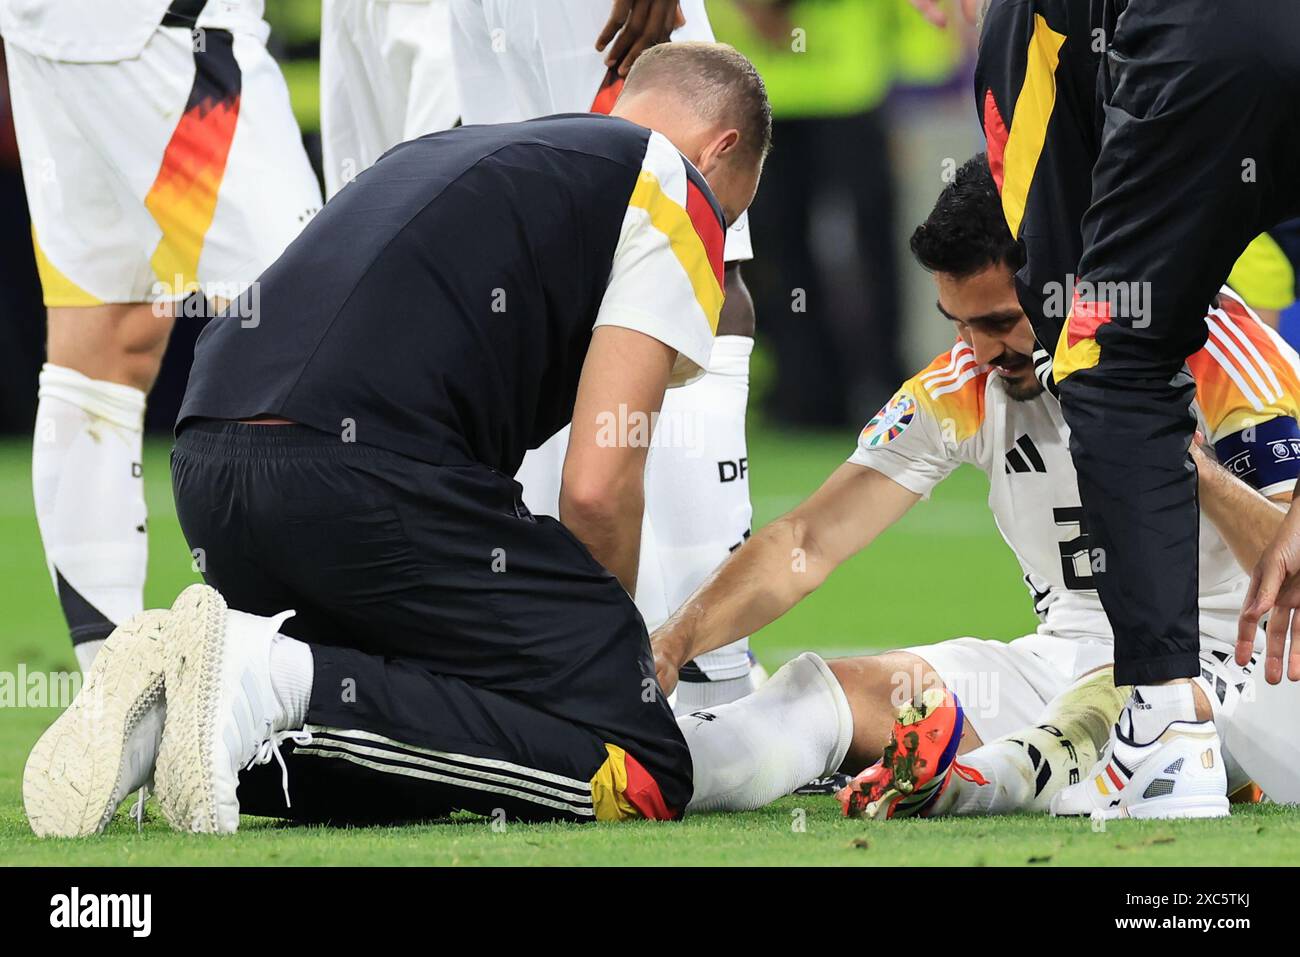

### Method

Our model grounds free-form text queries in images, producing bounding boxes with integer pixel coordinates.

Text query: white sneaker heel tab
[228,608,296,644]
[245,725,314,809]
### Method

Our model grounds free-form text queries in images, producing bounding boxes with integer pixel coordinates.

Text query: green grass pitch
[1,430,1295,866]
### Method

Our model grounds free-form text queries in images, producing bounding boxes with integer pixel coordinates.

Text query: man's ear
[697,128,741,175]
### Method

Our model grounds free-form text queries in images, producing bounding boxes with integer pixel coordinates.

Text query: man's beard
[993,351,1045,402]
[1003,374,1046,402]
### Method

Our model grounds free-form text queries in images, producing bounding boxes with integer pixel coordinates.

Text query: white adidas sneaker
[154,584,306,834]
[23,609,170,837]
[1050,717,1229,820]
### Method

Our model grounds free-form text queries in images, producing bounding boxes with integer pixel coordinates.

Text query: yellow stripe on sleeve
[628,170,724,333]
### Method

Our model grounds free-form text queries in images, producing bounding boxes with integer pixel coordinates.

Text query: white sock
[936,668,1129,816]
[942,739,1036,815]
[681,652,853,813]
[32,364,147,673]
[672,673,755,715]
[268,634,313,729]
[1128,682,1198,745]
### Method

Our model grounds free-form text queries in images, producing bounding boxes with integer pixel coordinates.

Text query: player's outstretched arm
[562,325,677,595]
[652,463,919,692]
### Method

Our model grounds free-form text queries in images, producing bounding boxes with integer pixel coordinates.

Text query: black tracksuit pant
[980,0,1300,683]
[171,422,692,824]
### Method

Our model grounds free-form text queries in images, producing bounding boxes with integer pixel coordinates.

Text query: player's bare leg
[35,303,173,672]
[46,303,173,392]
[831,651,983,819]
[827,651,982,769]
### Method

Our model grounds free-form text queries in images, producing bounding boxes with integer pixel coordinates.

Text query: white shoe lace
[131,784,150,832]
[245,723,314,808]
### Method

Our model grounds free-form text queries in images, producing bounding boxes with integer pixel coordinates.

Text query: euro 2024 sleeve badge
[860,393,916,448]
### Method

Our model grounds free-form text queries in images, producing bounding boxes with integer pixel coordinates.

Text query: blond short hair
[622,41,772,166]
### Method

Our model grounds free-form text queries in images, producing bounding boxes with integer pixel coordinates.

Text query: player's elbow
[559,471,644,529]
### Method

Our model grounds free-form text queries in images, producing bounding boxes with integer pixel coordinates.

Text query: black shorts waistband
[175,421,398,460]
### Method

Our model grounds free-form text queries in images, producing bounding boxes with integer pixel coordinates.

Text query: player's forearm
[653,512,832,670]
[1197,451,1288,571]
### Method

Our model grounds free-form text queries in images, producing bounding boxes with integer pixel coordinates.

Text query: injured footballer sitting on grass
[663,156,1300,822]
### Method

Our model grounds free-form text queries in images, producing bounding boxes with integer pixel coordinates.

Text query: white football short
[6,24,321,306]
[449,0,752,261]
[902,634,1117,743]
[319,0,461,198]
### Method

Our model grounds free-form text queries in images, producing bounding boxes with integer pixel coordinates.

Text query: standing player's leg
[34,309,161,673]
[320,0,397,197]
[321,0,459,198]
[1053,1,1300,784]
[449,0,521,124]
[7,42,167,671]
[8,24,318,673]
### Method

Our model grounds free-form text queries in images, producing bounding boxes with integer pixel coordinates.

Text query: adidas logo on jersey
[1005,434,1046,474]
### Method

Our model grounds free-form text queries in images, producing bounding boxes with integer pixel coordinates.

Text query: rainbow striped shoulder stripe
[871,341,991,448]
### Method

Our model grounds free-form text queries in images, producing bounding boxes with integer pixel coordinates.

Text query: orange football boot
[838,686,984,819]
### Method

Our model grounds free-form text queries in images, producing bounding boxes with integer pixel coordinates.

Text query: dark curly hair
[909,154,1024,278]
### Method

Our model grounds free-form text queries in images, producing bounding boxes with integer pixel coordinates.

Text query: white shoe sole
[1123,796,1230,820]
[1054,795,1230,820]
[23,610,169,837]
[154,583,229,834]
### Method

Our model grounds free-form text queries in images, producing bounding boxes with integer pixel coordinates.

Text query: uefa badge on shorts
[860,393,916,448]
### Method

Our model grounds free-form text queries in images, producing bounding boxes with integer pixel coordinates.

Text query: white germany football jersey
[850,289,1300,653]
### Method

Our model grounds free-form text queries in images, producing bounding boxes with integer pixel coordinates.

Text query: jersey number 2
[1052,506,1094,590]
